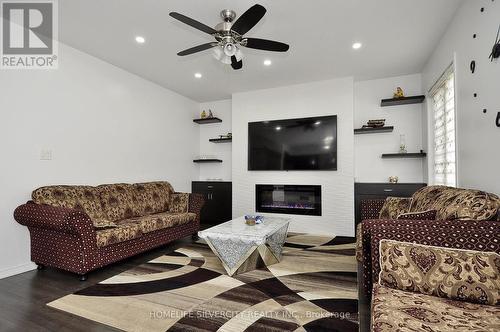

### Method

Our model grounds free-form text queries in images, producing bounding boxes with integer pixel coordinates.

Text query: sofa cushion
[32,185,115,228]
[132,182,174,215]
[378,197,412,219]
[97,184,141,222]
[95,221,143,248]
[379,240,500,305]
[169,193,190,213]
[371,284,500,332]
[119,212,196,234]
[397,209,437,220]
[410,185,500,221]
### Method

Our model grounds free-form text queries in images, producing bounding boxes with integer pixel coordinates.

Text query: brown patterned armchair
[14,181,204,280]
[356,185,500,331]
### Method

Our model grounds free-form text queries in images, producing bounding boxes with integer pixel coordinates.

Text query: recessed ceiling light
[135,36,145,44]
[194,72,202,79]
[275,126,282,131]
[263,59,272,66]
[315,121,322,126]
[352,42,362,50]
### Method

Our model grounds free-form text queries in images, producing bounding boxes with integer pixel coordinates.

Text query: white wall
[422,0,500,194]
[198,100,232,181]
[232,78,355,237]
[354,74,425,183]
[0,44,200,278]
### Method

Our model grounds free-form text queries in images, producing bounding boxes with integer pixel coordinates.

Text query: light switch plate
[40,149,52,160]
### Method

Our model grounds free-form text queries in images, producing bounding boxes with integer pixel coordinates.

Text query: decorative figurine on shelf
[207,109,214,118]
[201,110,207,119]
[393,87,405,99]
[399,134,407,153]
[363,119,385,128]
[389,176,399,184]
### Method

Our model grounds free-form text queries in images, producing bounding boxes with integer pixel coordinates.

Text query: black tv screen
[248,115,337,171]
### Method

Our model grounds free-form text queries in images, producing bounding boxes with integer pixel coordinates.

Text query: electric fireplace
[256,184,322,216]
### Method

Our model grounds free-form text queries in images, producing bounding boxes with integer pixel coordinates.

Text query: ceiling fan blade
[231,4,266,36]
[231,55,243,70]
[177,43,218,56]
[169,12,217,35]
[243,38,289,52]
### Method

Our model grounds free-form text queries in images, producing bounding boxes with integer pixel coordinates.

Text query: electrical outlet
[40,149,52,160]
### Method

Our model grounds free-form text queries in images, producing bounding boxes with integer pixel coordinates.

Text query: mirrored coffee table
[198,216,290,276]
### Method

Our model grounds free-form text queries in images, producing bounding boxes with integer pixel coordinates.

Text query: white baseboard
[0,262,37,280]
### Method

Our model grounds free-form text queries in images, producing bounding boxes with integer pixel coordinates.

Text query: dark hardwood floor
[0,237,192,332]
[0,234,369,332]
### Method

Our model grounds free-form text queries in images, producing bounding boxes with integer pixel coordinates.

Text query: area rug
[48,234,358,332]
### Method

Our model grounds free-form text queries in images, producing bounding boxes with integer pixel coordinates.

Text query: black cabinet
[354,182,426,230]
[192,181,232,227]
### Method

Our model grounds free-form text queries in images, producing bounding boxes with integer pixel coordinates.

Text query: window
[430,65,456,187]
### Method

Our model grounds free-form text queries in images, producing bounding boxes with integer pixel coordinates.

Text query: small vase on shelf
[399,134,407,153]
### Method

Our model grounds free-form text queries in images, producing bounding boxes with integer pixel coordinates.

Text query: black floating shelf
[193,117,222,124]
[209,137,232,143]
[381,152,427,159]
[354,126,394,135]
[380,95,425,107]
[193,159,223,163]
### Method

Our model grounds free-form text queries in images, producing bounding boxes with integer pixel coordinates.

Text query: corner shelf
[193,117,222,124]
[380,95,425,107]
[354,126,394,135]
[209,137,232,143]
[381,152,427,159]
[193,159,223,163]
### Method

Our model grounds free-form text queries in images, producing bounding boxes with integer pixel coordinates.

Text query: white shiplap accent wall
[231,78,355,237]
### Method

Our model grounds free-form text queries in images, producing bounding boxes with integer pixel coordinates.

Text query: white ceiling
[59,0,462,102]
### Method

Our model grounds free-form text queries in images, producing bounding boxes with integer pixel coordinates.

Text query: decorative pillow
[378,197,412,219]
[397,210,437,220]
[169,193,189,213]
[378,239,500,305]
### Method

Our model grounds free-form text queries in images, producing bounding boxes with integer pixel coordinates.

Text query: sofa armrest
[360,199,386,221]
[358,218,499,300]
[14,201,96,237]
[188,193,205,224]
[355,199,386,262]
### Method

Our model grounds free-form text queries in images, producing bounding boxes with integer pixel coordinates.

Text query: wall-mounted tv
[248,115,337,171]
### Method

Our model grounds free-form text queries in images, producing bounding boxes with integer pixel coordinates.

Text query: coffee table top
[198,216,290,245]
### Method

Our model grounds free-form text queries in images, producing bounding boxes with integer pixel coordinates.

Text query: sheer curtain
[430,66,456,187]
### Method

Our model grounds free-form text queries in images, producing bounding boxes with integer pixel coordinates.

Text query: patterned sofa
[356,185,500,331]
[14,181,204,280]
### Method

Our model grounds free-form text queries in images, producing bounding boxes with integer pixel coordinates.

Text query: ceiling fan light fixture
[213,47,232,64]
[223,43,237,57]
[170,4,289,70]
[221,55,232,65]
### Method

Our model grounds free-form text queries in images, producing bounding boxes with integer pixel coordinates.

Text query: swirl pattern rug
[48,234,358,332]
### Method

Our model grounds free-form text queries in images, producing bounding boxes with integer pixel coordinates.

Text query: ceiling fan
[169,4,289,70]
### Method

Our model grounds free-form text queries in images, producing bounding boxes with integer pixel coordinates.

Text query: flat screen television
[248,115,337,171]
